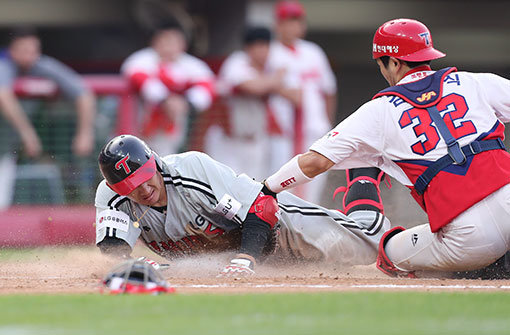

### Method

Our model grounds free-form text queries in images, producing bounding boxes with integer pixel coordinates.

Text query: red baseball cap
[275,1,306,20]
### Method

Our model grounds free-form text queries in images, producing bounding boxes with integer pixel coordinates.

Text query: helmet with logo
[372,18,445,62]
[98,134,162,195]
[102,259,175,295]
[275,0,306,20]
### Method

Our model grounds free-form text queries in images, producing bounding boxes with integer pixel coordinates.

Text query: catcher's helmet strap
[107,155,157,195]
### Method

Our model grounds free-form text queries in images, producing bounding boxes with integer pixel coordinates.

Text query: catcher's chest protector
[373,68,508,232]
[373,67,456,108]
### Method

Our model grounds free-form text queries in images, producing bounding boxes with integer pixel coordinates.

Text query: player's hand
[136,256,163,270]
[162,95,189,122]
[72,129,94,157]
[217,257,255,278]
[20,130,42,157]
[277,87,302,107]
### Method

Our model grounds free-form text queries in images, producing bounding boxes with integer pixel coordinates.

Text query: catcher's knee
[376,226,416,278]
[248,193,279,228]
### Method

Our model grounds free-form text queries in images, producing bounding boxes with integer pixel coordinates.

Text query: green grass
[0,292,509,335]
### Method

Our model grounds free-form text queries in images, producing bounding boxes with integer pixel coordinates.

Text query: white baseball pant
[385,183,510,272]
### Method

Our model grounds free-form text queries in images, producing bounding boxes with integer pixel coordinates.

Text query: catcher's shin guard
[376,226,416,278]
[333,167,388,215]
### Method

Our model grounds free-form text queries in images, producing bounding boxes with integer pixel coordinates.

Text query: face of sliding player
[98,134,167,207]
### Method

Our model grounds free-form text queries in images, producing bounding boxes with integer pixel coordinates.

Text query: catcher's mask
[102,259,175,295]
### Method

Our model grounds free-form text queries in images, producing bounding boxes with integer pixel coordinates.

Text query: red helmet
[275,1,306,20]
[372,18,445,62]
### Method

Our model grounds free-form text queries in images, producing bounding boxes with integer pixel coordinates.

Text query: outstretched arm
[264,150,334,193]
[219,192,280,277]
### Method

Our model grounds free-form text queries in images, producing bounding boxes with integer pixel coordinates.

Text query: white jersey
[217,50,268,139]
[121,47,215,112]
[312,69,510,181]
[206,51,270,180]
[267,39,337,144]
[311,68,510,230]
[95,151,389,264]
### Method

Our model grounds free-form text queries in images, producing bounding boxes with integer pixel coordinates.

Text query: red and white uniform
[267,39,336,203]
[311,68,510,271]
[205,50,270,180]
[121,48,215,156]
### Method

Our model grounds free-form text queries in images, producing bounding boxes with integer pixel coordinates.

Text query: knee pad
[376,226,416,278]
[248,193,279,228]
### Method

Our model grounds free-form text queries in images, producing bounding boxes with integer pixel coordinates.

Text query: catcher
[95,135,389,275]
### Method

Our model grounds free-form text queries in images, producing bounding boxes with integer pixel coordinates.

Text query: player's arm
[95,182,141,258]
[275,86,302,107]
[219,191,280,277]
[317,46,338,123]
[185,79,215,112]
[265,98,386,194]
[0,87,42,157]
[176,152,278,276]
[325,92,337,123]
[234,70,284,97]
[264,150,334,193]
[73,91,96,157]
[34,56,96,156]
[477,73,510,122]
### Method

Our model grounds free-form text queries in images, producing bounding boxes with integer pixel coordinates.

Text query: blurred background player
[0,26,96,209]
[121,22,215,157]
[267,0,337,204]
[205,26,286,180]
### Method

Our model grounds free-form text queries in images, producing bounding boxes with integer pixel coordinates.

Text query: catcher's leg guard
[333,167,387,215]
[376,226,416,278]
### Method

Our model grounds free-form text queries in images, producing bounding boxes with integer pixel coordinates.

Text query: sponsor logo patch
[96,209,130,233]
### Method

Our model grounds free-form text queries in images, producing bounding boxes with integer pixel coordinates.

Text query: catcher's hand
[218,257,255,278]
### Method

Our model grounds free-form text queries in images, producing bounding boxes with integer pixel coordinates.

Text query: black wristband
[261,183,277,199]
[239,213,272,260]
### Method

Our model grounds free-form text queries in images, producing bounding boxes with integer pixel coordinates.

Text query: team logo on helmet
[418,32,430,46]
[115,154,132,174]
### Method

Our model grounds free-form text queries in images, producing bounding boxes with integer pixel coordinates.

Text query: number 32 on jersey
[398,93,477,155]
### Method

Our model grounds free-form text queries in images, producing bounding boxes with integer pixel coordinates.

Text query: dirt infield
[1,247,509,295]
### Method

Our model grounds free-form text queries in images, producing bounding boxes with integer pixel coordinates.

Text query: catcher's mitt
[102,259,175,295]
